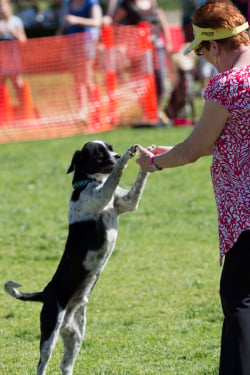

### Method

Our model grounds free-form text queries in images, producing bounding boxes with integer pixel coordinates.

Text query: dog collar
[73,178,102,189]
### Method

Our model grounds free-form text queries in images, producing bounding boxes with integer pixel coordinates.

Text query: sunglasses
[195,41,211,56]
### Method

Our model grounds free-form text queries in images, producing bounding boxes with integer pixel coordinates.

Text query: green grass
[0,123,222,374]
[159,0,181,10]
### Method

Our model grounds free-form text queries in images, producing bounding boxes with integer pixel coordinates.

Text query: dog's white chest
[83,235,117,272]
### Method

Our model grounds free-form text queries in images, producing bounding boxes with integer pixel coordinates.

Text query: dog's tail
[4,280,44,302]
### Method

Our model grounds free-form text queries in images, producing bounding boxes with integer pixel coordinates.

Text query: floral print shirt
[204,66,250,259]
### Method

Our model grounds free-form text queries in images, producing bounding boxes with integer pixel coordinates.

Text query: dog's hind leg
[37,302,65,375]
[60,304,87,375]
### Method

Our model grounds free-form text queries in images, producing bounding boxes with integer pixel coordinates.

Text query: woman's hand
[136,146,155,172]
[136,145,174,172]
[148,145,173,155]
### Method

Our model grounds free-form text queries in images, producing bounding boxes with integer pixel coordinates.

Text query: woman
[0,0,27,104]
[58,0,102,120]
[181,0,199,43]
[112,0,171,125]
[136,1,250,374]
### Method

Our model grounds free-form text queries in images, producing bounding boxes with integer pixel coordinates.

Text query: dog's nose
[115,154,121,159]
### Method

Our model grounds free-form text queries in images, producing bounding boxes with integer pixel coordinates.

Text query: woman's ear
[210,40,220,56]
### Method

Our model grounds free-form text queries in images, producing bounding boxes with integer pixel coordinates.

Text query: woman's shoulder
[204,65,250,101]
[205,66,250,96]
[212,65,249,83]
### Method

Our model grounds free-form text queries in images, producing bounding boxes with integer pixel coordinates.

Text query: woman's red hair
[192,0,249,49]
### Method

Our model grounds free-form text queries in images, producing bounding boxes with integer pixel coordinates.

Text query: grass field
[0,125,222,375]
[159,0,181,10]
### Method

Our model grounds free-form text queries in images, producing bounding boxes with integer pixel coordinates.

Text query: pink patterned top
[204,66,250,260]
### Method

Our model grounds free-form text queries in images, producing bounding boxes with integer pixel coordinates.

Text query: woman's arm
[64,5,103,29]
[112,6,127,23]
[17,25,27,42]
[9,21,27,42]
[136,100,229,172]
[157,8,172,52]
[106,0,118,17]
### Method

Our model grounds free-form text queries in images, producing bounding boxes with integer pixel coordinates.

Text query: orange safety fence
[0,24,184,144]
[168,25,185,53]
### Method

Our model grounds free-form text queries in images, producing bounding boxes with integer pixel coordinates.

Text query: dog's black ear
[67,150,82,174]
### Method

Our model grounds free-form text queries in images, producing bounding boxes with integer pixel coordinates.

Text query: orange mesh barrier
[0,23,162,144]
[168,25,185,53]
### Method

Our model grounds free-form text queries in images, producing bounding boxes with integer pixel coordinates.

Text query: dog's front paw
[127,144,139,158]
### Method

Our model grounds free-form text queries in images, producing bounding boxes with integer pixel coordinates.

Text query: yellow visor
[183,22,249,55]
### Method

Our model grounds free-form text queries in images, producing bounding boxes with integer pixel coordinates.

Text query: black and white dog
[4,140,148,375]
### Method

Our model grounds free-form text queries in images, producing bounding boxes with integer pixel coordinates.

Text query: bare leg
[11,75,25,105]
[74,60,95,120]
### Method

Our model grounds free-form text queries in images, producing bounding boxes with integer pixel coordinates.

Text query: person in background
[0,0,27,104]
[101,0,120,18]
[181,0,216,95]
[181,0,199,43]
[136,1,250,374]
[58,0,70,26]
[111,0,171,126]
[197,54,217,95]
[57,0,102,120]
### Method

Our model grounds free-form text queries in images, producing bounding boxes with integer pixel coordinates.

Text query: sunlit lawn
[0,118,222,374]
